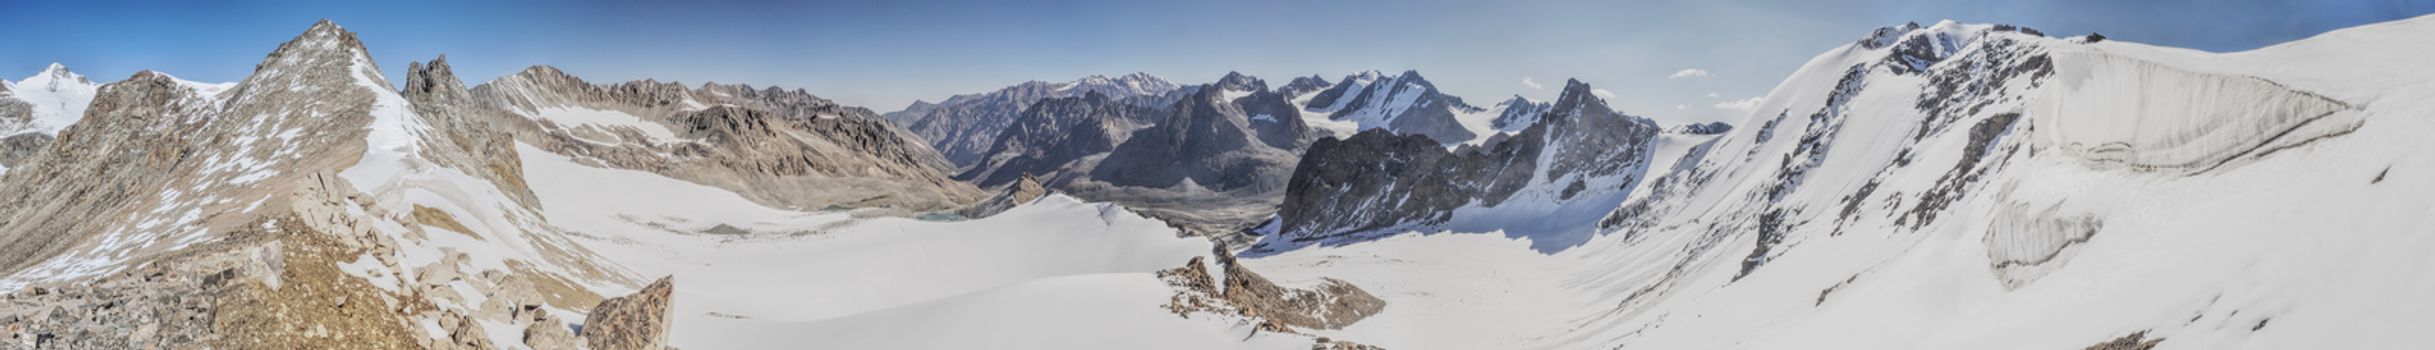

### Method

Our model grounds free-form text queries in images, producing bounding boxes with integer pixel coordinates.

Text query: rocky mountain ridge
[461,62,980,211]
[1265,79,1670,250]
[887,72,1181,167]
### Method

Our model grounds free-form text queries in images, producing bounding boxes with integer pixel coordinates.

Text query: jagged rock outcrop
[1157,255,1384,332]
[955,174,1050,218]
[890,73,1179,167]
[0,133,48,169]
[1668,121,1734,135]
[1274,79,1662,242]
[583,276,675,350]
[400,56,541,207]
[2084,331,2163,350]
[462,64,979,211]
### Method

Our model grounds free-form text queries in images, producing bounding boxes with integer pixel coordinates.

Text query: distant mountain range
[5,12,2422,350]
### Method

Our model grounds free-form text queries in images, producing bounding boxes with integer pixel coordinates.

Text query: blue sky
[5,0,2431,125]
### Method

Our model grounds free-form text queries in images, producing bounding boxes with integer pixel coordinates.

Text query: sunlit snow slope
[1241,16,2435,350]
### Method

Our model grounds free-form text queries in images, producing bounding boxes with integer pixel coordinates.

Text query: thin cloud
[1592,88,1616,99]
[1522,77,1543,90]
[1668,69,1711,79]
[1714,96,1764,112]
[1706,92,1720,98]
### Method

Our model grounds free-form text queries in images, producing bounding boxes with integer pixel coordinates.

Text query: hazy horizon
[7,0,2432,125]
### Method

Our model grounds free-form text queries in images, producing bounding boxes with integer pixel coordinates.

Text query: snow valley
[2,12,2435,350]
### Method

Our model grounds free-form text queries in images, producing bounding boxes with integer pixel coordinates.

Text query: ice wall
[2034,52,2353,173]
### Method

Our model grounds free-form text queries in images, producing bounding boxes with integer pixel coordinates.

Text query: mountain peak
[20,62,89,86]
[1047,72,1179,99]
[511,65,578,82]
[404,55,469,102]
[1216,71,1264,91]
[1558,78,1592,96]
[251,19,380,86]
[1856,20,2044,51]
[292,19,361,51]
[1278,75,1336,97]
[1550,79,1611,116]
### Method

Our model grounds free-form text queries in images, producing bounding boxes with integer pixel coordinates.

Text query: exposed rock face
[2084,331,2163,350]
[0,70,247,276]
[1301,70,1480,144]
[463,64,979,211]
[1276,130,1495,235]
[1275,79,1662,241]
[1668,121,1734,135]
[1158,255,1384,332]
[890,73,1180,167]
[955,174,1050,218]
[882,99,941,125]
[956,92,1161,189]
[1489,95,1551,132]
[1313,339,1386,350]
[584,276,675,350]
[1061,75,1313,244]
[0,133,48,169]
[939,73,1313,245]
[400,56,541,207]
[520,307,581,349]
[0,20,623,350]
[1091,77,1307,192]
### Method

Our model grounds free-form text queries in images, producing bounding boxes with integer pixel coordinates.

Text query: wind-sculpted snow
[1493,16,2432,350]
[1983,201,2104,288]
[2034,51,2356,173]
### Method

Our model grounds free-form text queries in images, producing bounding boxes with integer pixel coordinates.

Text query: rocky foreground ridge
[0,19,1385,349]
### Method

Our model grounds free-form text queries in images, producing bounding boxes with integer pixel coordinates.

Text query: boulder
[584,276,674,350]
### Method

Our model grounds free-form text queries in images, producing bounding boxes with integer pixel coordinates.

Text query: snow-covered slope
[0,64,109,173]
[8,12,2435,350]
[0,63,101,137]
[520,143,1310,348]
[1235,16,2435,350]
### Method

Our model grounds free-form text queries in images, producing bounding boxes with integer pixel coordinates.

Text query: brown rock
[1220,260,1385,330]
[584,276,675,350]
[2085,330,2163,350]
[523,309,581,350]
